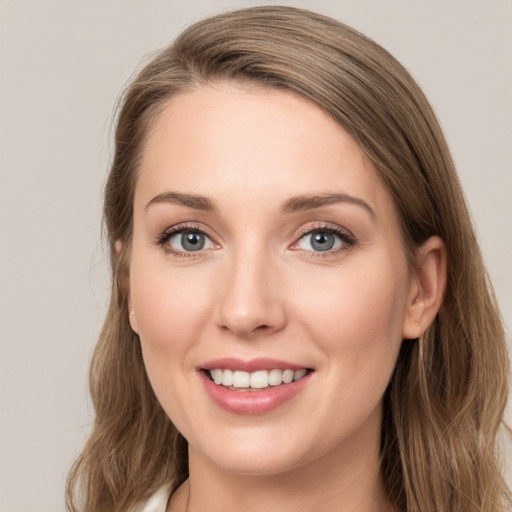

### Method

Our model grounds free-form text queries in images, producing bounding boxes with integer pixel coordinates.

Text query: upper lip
[200,358,310,372]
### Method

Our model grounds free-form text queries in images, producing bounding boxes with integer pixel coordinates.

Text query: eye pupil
[311,232,335,251]
[182,231,205,251]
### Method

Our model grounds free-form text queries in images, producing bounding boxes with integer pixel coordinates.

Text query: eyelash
[155,222,356,259]
[155,223,212,258]
[292,223,356,258]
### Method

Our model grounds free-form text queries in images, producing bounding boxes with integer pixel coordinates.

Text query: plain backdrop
[0,1,511,511]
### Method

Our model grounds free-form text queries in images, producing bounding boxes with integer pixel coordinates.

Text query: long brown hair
[66,6,510,511]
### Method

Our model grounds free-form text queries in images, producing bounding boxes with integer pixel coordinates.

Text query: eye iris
[311,231,335,251]
[181,231,205,251]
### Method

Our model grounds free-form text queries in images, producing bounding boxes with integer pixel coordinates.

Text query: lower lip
[200,371,312,415]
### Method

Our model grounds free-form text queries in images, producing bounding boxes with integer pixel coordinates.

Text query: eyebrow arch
[145,192,219,213]
[281,193,376,218]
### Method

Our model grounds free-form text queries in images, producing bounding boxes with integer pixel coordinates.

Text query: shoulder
[131,483,172,512]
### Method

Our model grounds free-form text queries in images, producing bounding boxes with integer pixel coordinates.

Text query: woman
[66,6,510,512]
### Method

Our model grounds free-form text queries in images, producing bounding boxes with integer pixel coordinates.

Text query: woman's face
[128,84,416,476]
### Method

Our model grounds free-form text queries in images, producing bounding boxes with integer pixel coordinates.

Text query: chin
[188,426,327,478]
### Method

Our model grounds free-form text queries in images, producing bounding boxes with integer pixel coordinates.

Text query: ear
[402,236,447,340]
[115,240,139,334]
[128,307,139,334]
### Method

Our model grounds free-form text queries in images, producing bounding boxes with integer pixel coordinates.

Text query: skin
[127,84,446,512]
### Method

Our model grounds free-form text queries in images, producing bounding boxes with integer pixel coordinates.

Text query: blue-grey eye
[169,230,214,252]
[297,230,343,252]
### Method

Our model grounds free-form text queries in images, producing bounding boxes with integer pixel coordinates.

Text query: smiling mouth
[204,368,312,390]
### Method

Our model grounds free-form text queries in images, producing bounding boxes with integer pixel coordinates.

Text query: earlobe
[402,236,447,340]
[115,240,139,334]
[129,308,139,334]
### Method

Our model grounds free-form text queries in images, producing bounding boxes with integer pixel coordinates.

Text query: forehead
[135,84,392,217]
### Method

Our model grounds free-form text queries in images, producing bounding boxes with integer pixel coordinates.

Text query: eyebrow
[145,191,375,218]
[281,193,376,218]
[145,192,219,213]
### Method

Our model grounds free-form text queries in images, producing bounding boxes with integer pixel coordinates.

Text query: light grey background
[0,1,511,511]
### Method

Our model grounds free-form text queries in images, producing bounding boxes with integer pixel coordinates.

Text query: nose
[214,249,287,340]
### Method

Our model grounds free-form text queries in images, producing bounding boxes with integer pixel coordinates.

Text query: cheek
[295,257,408,373]
[128,257,215,429]
[129,253,213,369]
[287,259,408,449]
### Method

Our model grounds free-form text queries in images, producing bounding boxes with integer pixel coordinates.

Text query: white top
[132,484,172,512]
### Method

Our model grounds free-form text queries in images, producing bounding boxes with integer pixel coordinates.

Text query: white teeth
[213,369,223,385]
[282,369,294,384]
[268,369,283,386]
[208,368,308,389]
[223,369,233,386]
[250,370,269,388]
[294,369,307,381]
[233,370,250,388]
